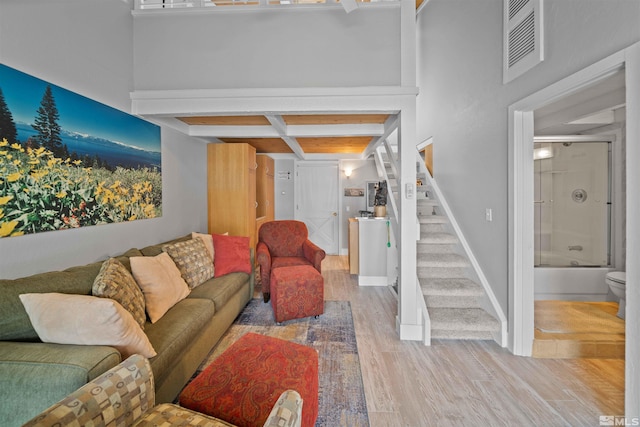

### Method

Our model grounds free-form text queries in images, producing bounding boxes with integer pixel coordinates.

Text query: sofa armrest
[263,390,303,427]
[22,354,154,427]
[302,240,326,273]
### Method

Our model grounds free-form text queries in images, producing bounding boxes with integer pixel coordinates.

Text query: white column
[625,41,640,421]
[396,0,420,340]
[396,101,421,340]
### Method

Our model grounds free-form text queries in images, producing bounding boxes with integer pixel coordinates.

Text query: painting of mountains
[0,64,162,238]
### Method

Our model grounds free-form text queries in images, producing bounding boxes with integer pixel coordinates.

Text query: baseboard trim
[396,317,423,341]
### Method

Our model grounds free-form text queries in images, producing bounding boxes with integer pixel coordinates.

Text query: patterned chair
[256,220,326,303]
[22,353,303,427]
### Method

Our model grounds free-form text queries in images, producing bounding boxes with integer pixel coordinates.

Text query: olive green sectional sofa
[0,234,255,427]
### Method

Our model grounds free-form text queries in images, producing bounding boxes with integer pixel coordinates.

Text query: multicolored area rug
[192,299,370,427]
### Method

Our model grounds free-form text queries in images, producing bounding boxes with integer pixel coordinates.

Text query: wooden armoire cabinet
[256,155,275,222]
[207,143,257,248]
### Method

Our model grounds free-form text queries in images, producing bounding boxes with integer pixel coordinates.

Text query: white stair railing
[373,144,398,241]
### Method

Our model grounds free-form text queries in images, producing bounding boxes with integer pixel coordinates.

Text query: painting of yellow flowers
[0,64,161,238]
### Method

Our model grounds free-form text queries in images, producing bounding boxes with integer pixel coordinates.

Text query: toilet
[606,271,626,319]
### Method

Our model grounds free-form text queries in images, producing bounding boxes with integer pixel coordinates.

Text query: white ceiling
[534,69,626,136]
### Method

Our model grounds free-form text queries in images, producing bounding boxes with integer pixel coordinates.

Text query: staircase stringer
[417,158,507,347]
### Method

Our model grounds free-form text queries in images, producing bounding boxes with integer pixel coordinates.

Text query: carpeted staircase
[383,157,500,341]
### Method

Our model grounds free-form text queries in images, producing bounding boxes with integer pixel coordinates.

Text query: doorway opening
[508,46,636,358]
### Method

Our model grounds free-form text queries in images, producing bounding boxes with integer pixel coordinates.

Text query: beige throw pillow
[130,252,191,323]
[163,238,215,289]
[191,232,214,260]
[92,258,146,329]
[19,293,156,359]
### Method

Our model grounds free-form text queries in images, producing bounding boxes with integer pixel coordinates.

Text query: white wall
[339,159,379,253]
[132,6,401,90]
[0,0,208,279]
[274,158,295,220]
[416,0,640,314]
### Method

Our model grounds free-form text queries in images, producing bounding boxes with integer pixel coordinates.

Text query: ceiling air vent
[503,0,544,83]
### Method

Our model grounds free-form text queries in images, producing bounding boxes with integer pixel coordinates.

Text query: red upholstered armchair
[256,220,326,302]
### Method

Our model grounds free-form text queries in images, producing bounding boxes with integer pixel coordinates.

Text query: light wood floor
[533,301,625,359]
[320,255,625,426]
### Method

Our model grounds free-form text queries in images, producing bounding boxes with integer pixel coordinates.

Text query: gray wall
[0,0,208,279]
[416,0,640,315]
[339,159,379,253]
[274,158,295,220]
[133,7,401,90]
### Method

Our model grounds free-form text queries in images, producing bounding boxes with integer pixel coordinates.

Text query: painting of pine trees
[0,64,161,238]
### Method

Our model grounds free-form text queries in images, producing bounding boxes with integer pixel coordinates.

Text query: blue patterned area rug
[194,298,370,427]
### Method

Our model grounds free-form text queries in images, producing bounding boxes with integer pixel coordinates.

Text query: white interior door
[295,161,339,254]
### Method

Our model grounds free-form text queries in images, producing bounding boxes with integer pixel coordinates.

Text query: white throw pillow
[130,252,191,323]
[19,293,156,359]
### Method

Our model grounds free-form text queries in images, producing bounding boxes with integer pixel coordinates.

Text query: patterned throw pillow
[93,258,147,329]
[163,238,215,289]
[191,232,215,261]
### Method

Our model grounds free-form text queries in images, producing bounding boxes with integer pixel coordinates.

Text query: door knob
[332,212,337,216]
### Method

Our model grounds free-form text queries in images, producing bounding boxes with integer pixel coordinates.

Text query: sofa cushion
[163,238,215,289]
[19,293,157,359]
[93,258,147,329]
[0,342,121,427]
[131,253,191,323]
[116,248,144,271]
[139,234,191,257]
[144,403,237,427]
[188,272,251,312]
[144,298,215,386]
[271,257,314,270]
[211,234,252,277]
[20,353,153,427]
[0,260,103,341]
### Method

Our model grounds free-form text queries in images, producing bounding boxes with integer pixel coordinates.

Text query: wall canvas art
[344,187,364,197]
[0,64,161,238]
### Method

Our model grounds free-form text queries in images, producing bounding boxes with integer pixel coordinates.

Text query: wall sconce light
[344,167,353,178]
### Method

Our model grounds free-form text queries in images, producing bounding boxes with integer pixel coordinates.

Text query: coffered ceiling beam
[188,125,279,138]
[287,123,385,137]
[266,114,306,160]
[185,123,385,139]
[361,114,399,159]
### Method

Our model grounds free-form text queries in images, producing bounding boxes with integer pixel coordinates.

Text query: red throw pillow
[211,234,252,277]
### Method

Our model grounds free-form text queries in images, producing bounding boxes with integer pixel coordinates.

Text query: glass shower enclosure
[533,140,611,267]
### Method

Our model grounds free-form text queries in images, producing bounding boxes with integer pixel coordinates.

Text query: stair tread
[420,278,483,296]
[419,215,448,224]
[431,330,495,340]
[417,253,469,267]
[419,232,457,244]
[429,308,500,331]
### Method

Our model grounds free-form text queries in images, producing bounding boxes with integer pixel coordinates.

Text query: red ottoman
[271,265,324,323]
[179,332,319,427]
